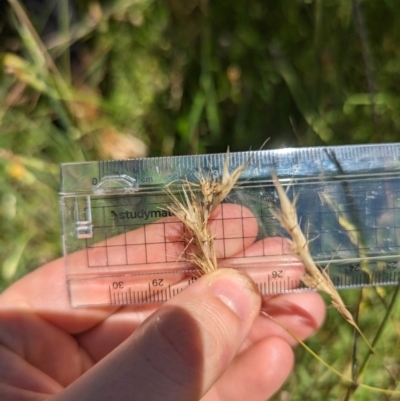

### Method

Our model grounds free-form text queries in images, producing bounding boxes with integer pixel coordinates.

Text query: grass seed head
[271,173,359,327]
[167,151,249,275]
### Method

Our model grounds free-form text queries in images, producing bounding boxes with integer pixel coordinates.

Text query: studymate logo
[110,208,174,221]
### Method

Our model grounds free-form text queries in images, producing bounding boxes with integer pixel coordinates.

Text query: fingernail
[208,269,260,321]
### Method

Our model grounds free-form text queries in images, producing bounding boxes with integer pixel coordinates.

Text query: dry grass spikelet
[271,173,379,353]
[167,150,249,276]
[271,173,359,325]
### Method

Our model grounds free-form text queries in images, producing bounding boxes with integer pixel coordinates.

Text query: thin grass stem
[357,282,400,381]
[262,311,400,396]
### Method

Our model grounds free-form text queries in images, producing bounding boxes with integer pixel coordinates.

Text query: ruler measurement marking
[262,217,266,256]
[98,161,100,185]
[240,205,245,258]
[163,222,167,263]
[124,225,128,265]
[184,225,188,261]
[221,204,226,259]
[144,225,148,264]
[63,147,400,307]
[85,237,89,270]
[86,268,400,307]
[102,207,109,267]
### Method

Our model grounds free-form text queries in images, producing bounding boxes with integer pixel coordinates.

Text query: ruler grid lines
[82,184,400,269]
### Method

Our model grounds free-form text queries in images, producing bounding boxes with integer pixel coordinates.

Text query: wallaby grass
[1,1,400,399]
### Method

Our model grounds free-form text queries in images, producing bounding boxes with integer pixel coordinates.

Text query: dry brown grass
[167,150,249,275]
[271,173,357,327]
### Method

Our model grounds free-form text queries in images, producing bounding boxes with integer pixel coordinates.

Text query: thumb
[53,268,261,401]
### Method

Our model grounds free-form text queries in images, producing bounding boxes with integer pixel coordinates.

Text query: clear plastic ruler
[60,144,400,307]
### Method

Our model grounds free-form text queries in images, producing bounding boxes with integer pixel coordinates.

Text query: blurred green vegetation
[1,0,400,399]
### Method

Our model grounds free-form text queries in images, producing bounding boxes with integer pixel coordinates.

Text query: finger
[142,203,258,262]
[223,237,325,349]
[0,306,95,388]
[199,294,325,401]
[202,337,294,401]
[211,203,258,258]
[0,259,115,334]
[52,268,261,401]
[243,292,326,350]
[76,304,156,362]
[1,204,257,335]
[0,342,63,394]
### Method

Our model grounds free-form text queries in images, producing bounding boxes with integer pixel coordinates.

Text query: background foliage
[1,0,400,399]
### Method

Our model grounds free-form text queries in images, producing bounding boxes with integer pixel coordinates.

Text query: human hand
[0,204,325,401]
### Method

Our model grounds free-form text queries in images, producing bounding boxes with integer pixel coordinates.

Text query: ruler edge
[59,143,400,195]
